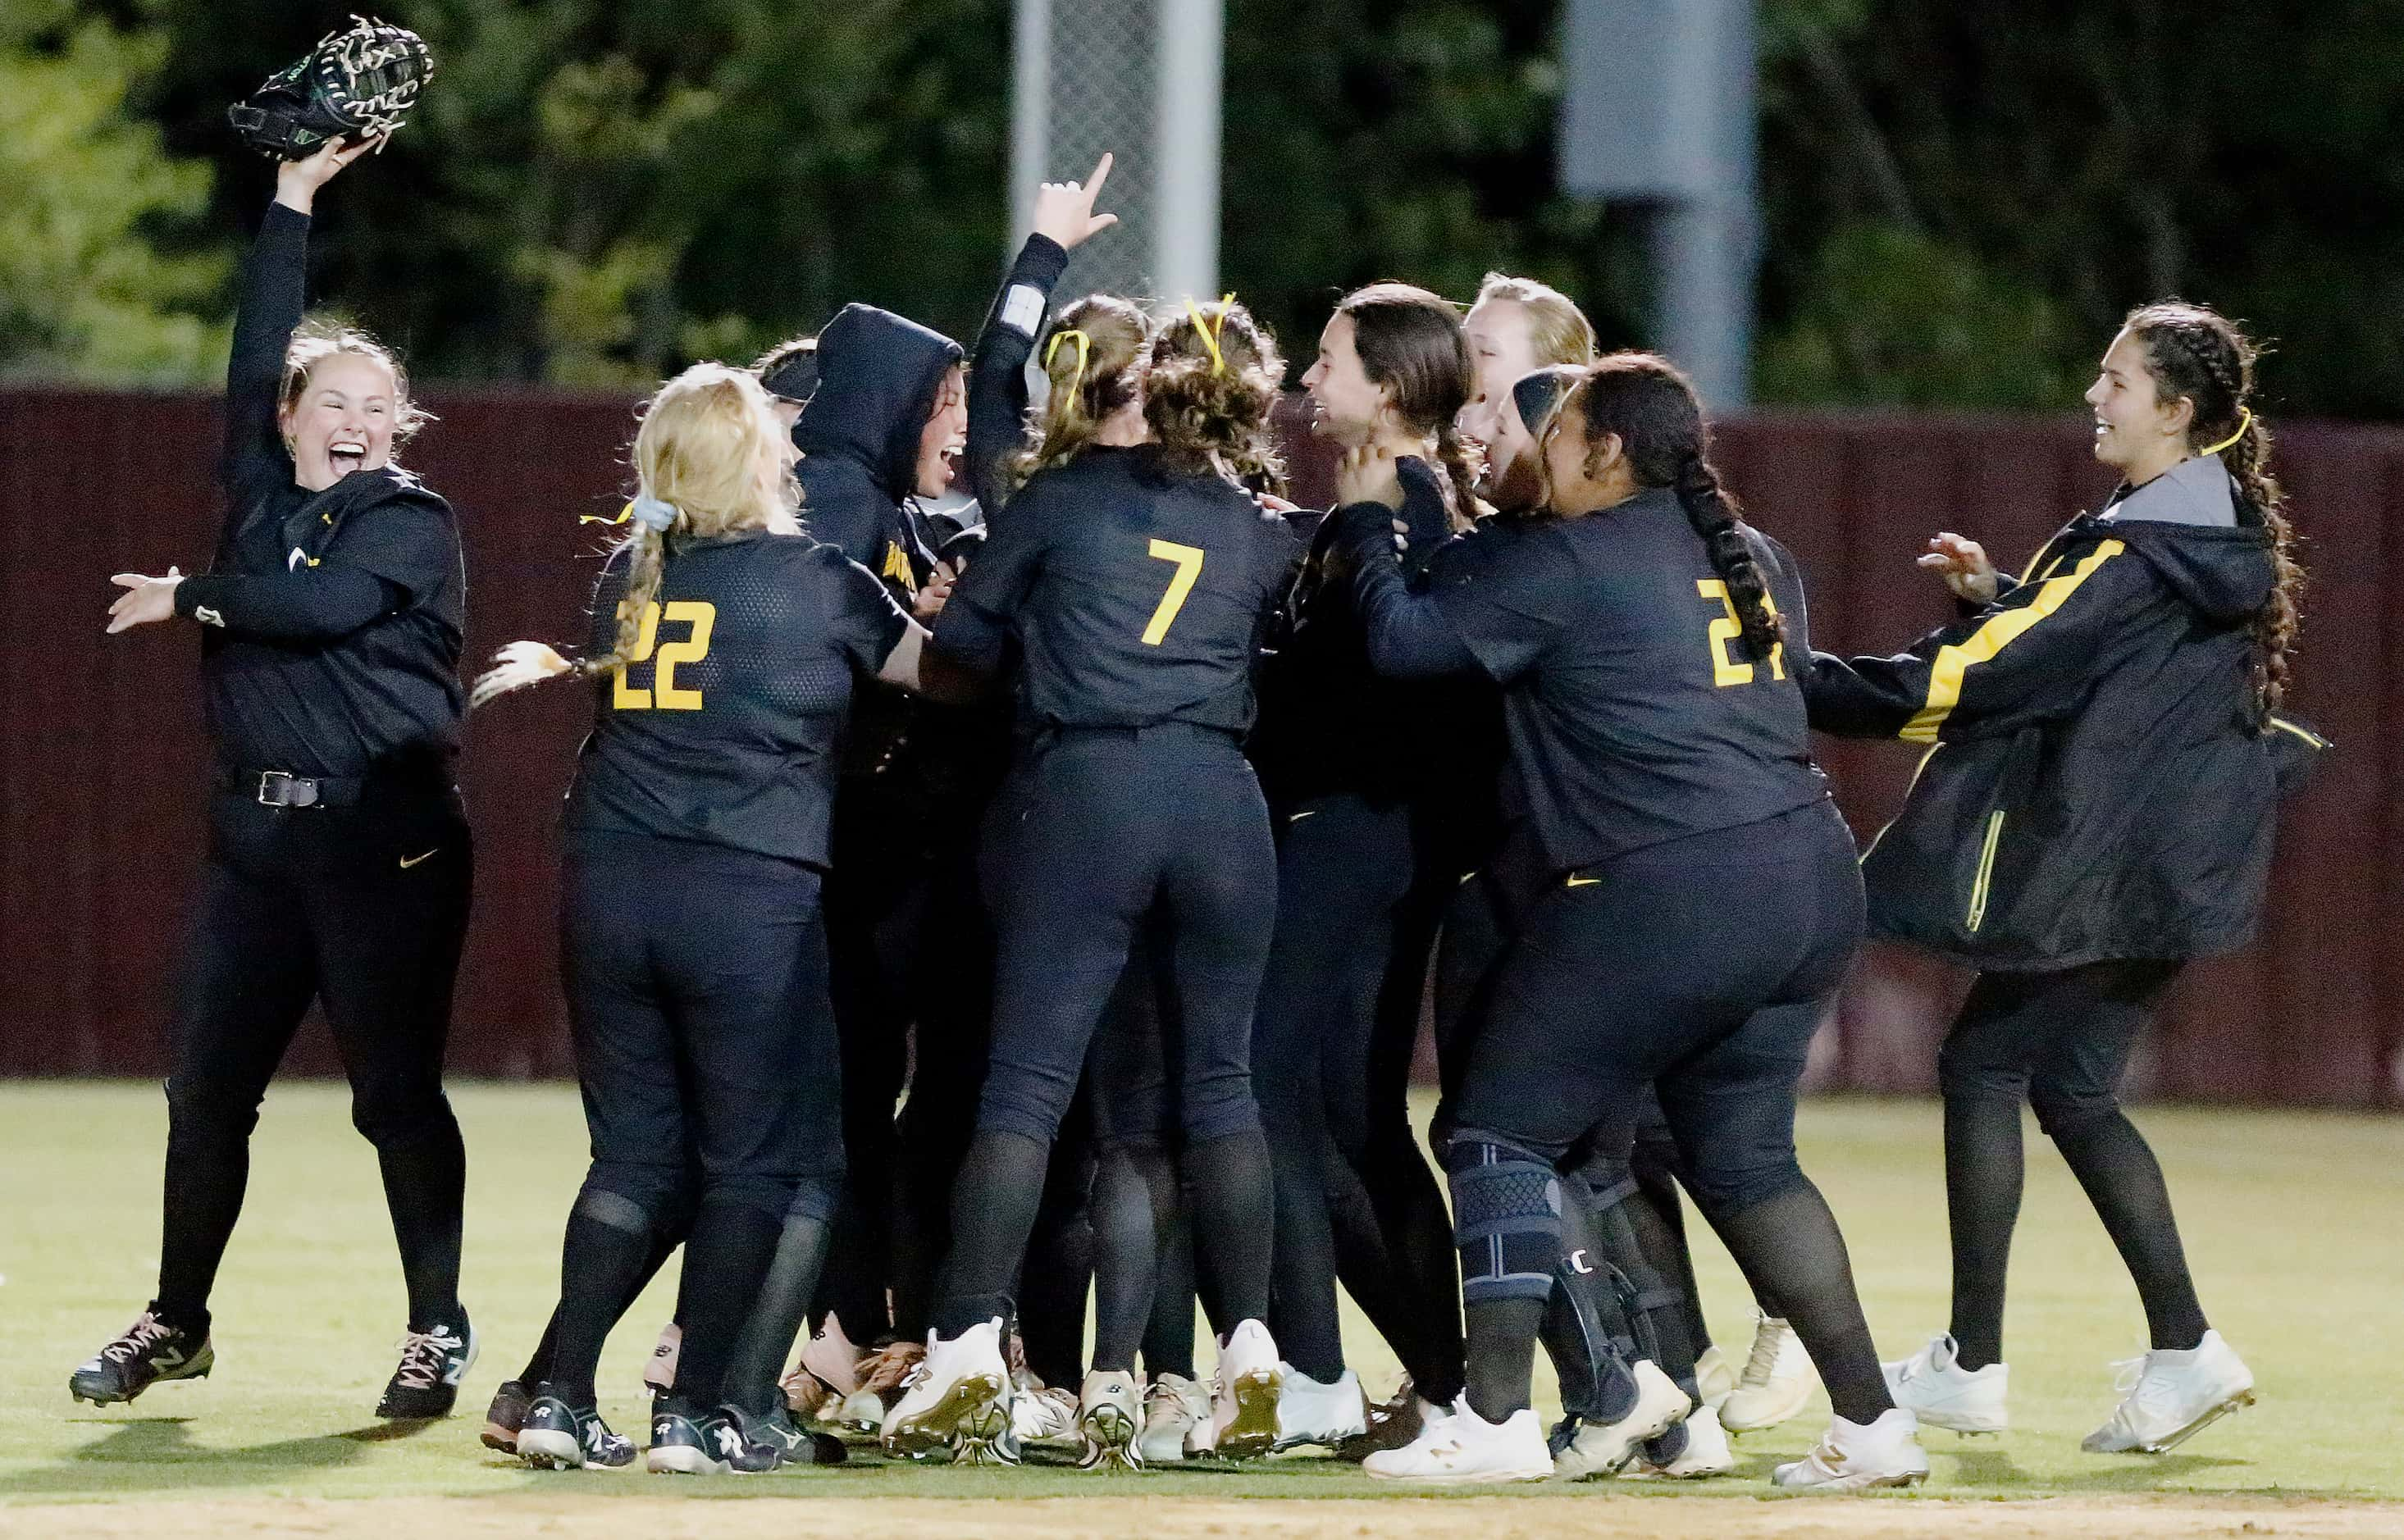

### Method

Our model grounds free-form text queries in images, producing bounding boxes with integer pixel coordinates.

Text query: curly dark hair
[1145,297,1288,496]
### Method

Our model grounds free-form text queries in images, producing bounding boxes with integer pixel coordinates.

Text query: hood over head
[793,303,964,496]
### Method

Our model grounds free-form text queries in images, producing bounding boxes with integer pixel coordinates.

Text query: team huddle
[77,132,2310,1495]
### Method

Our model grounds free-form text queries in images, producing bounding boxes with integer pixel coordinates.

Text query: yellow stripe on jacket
[1900,540,2125,744]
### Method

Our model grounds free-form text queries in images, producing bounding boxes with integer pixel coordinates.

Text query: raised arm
[221,137,382,516]
[964,154,1119,517]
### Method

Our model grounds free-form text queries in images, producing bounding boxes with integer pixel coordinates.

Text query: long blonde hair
[1006,294,1153,494]
[472,362,798,706]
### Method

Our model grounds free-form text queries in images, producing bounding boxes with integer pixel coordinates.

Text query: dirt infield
[4,1493,2397,1539]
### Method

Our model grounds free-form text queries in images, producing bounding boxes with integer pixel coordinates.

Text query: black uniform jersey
[932,446,1302,734]
[564,531,910,867]
[1405,488,1827,873]
[177,201,466,779]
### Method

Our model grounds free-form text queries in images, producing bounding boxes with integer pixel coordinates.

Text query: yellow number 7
[1142,540,1205,645]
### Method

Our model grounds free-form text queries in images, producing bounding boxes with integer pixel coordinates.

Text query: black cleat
[70,1311,213,1406]
[646,1396,736,1475]
[723,1401,848,1469]
[376,1318,478,1419]
[515,1384,636,1469]
[481,1378,531,1452]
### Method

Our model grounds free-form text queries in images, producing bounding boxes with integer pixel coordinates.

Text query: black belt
[216,768,366,809]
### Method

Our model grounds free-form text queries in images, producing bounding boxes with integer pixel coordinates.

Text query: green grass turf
[1,1082,2398,1508]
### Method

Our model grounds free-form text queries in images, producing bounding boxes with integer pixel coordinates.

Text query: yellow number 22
[1697,579,1783,687]
[1142,540,1206,645]
[611,599,716,710]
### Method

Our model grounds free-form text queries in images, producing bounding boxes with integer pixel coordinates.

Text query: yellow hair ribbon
[1184,294,1236,376]
[2200,407,2252,458]
[577,501,635,526]
[1044,328,1092,394]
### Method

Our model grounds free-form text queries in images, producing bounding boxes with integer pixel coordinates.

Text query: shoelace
[102,1312,174,1365]
[1739,1317,1787,1388]
[391,1327,464,1390]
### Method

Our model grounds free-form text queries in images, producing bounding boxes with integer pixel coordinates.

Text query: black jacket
[1806,485,2321,970]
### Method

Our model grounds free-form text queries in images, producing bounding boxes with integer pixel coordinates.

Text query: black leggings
[936,726,1276,1337]
[1253,793,1462,1401]
[1936,958,2207,1369]
[1448,801,1891,1425]
[155,785,471,1336]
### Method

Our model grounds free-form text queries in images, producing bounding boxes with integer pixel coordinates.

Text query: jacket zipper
[1966,809,2005,932]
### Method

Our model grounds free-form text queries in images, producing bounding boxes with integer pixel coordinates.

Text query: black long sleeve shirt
[177,203,466,780]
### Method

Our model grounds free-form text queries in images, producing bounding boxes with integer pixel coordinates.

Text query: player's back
[938,446,1301,734]
[567,531,907,866]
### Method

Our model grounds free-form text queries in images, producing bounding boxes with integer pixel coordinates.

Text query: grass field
[2,1083,2399,1537]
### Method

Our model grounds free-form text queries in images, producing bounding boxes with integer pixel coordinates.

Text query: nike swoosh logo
[1286,810,1319,823]
[1564,876,1600,887]
[399,848,440,869]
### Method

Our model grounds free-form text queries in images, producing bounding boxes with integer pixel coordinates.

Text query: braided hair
[2123,301,2305,721]
[1563,353,1783,659]
[1335,282,1488,527]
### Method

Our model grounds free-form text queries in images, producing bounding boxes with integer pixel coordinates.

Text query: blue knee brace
[1448,1135,1563,1307]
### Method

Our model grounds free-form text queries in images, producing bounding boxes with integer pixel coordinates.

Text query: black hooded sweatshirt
[1805,472,2319,969]
[793,302,965,603]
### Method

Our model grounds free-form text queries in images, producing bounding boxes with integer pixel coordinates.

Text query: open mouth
[940,443,964,486]
[330,438,367,476]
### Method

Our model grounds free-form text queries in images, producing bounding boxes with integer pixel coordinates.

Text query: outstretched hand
[1918,531,1998,604]
[106,567,183,634]
[1031,153,1120,251]
[274,133,386,216]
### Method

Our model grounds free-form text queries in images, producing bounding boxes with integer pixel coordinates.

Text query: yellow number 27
[611,599,716,710]
[1697,579,1783,687]
[1142,540,1206,645]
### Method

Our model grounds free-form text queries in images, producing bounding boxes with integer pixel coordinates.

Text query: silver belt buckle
[257,771,318,809]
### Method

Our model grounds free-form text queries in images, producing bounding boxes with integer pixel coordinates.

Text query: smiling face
[1300,312,1387,447]
[2085,328,2193,481]
[914,365,969,498]
[281,352,399,491]
[1457,298,1541,452]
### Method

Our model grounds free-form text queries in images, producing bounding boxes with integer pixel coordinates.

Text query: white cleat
[1076,1369,1143,1469]
[2082,1330,2255,1454]
[1552,1360,1691,1480]
[1772,1408,1931,1492]
[1695,1343,1739,1412]
[1138,1371,1211,1464]
[1622,1403,1736,1478]
[1011,1379,1079,1448]
[1721,1314,1821,1433]
[880,1319,1009,1461]
[1365,1396,1552,1483]
[1274,1366,1367,1451]
[1209,1319,1285,1459]
[1883,1333,2009,1434]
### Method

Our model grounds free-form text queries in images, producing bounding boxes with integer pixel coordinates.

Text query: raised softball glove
[228,15,434,161]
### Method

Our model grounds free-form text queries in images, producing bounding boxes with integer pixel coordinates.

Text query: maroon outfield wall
[3,388,2397,1105]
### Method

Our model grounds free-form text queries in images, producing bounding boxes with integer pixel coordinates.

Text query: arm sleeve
[1333,505,1485,678]
[221,204,310,517]
[1391,457,1456,585]
[175,568,402,640]
[931,476,1051,674]
[965,235,1070,517]
[823,547,914,672]
[1801,536,2135,742]
[323,496,458,603]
